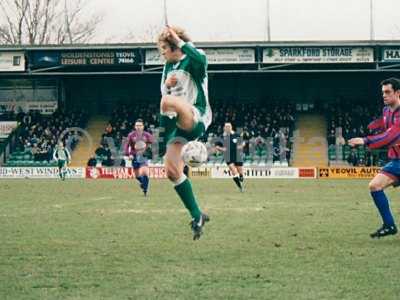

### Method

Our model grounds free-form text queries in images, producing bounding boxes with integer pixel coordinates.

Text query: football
[181,141,208,167]
[134,140,147,152]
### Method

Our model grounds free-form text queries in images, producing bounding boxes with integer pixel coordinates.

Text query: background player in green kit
[53,141,71,181]
[158,26,212,240]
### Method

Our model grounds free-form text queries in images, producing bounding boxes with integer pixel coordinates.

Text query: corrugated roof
[1,40,400,51]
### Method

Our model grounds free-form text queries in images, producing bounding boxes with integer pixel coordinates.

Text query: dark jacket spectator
[87,157,97,167]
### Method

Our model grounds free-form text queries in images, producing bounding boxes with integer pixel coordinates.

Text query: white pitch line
[51,196,114,209]
[89,207,264,215]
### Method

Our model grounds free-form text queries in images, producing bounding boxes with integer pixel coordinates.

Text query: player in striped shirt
[349,77,400,238]
[53,141,71,181]
[124,119,154,196]
[158,26,212,240]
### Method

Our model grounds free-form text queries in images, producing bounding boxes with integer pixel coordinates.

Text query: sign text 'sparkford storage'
[263,47,374,64]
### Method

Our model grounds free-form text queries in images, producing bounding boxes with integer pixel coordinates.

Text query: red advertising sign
[86,167,167,179]
[299,168,316,178]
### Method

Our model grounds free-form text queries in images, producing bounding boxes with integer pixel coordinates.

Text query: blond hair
[158,26,191,51]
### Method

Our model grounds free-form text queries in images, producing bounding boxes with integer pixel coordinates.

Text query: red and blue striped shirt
[364,106,400,159]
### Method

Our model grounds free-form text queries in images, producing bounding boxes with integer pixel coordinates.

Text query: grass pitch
[0,179,399,299]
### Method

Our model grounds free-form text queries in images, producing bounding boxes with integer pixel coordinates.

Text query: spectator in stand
[103,123,114,138]
[327,130,336,146]
[31,144,39,160]
[87,156,97,167]
[347,148,359,166]
[95,144,107,159]
[102,144,114,166]
[336,134,346,147]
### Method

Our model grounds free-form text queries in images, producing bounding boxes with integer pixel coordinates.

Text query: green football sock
[174,178,202,222]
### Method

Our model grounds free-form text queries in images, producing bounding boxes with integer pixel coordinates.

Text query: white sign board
[0,51,25,71]
[146,48,255,65]
[382,48,400,62]
[263,47,374,64]
[211,167,300,179]
[0,167,85,179]
[0,101,57,115]
[0,121,18,138]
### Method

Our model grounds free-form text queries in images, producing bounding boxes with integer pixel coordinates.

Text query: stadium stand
[325,100,387,167]
[92,101,296,167]
[206,101,295,166]
[4,109,88,167]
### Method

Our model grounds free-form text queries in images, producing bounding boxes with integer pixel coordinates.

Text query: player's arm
[167,27,206,66]
[53,149,57,161]
[146,132,155,145]
[124,135,132,156]
[362,126,400,149]
[367,118,385,132]
[180,43,207,66]
[214,141,226,152]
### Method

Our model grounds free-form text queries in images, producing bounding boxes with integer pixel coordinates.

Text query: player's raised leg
[160,95,198,131]
[162,98,209,240]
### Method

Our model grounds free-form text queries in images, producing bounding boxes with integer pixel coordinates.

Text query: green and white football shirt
[161,42,212,130]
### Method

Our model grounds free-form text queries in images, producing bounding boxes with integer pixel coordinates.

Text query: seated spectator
[94,144,113,166]
[95,144,108,159]
[87,156,97,167]
[254,136,266,156]
[103,123,114,138]
[347,149,359,166]
[327,130,336,146]
[336,135,345,146]
[102,144,114,166]
[31,144,39,161]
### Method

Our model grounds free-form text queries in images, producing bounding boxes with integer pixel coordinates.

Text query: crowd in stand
[206,101,295,162]
[11,109,88,162]
[91,101,296,166]
[102,103,158,148]
[324,100,386,166]
[325,100,380,142]
[5,97,393,167]
[87,103,159,166]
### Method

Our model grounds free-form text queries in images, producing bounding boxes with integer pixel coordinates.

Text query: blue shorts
[381,159,400,187]
[132,155,148,170]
